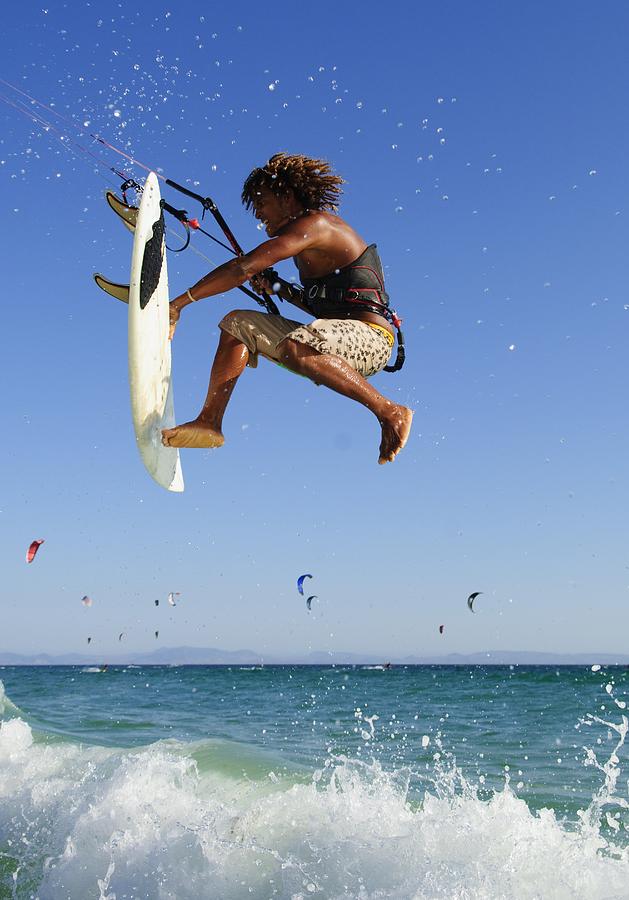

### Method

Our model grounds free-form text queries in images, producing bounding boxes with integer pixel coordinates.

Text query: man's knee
[219,309,249,330]
[276,337,302,367]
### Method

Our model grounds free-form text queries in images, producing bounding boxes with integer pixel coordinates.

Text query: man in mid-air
[162,152,413,464]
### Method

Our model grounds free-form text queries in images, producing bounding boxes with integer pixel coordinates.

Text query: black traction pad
[140,212,165,310]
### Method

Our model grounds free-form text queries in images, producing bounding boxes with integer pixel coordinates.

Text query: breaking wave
[1,679,628,899]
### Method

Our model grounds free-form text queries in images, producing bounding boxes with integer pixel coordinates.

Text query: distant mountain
[1,647,629,666]
[0,651,89,666]
[0,647,266,666]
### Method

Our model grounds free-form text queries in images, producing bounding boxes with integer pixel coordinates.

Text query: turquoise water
[1,664,628,898]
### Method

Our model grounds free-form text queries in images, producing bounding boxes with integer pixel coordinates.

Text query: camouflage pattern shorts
[219,310,393,377]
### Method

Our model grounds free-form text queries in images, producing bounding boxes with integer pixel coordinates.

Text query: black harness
[300,244,405,372]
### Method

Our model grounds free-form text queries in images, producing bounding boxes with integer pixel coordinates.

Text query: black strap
[383,326,405,373]
[160,200,191,252]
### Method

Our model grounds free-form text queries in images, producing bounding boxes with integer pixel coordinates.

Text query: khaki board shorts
[219,310,392,377]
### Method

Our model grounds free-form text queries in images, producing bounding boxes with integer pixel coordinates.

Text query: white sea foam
[1,684,628,898]
[0,679,22,718]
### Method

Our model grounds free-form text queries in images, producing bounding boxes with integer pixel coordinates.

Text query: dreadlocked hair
[241,152,345,212]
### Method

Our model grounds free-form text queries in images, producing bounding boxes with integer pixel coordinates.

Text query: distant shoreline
[2,652,629,668]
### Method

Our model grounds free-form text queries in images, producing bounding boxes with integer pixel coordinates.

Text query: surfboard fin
[93,273,130,303]
[105,191,138,233]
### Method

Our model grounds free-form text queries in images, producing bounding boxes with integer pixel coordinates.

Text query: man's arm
[170,256,250,314]
[170,221,321,314]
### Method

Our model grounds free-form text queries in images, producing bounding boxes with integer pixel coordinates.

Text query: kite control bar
[165,178,283,316]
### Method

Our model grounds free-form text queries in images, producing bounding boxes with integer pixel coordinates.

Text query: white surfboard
[128,172,184,492]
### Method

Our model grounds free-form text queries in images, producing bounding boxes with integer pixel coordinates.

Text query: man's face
[252,186,289,237]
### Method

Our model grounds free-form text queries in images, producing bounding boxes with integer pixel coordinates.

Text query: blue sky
[2,0,628,658]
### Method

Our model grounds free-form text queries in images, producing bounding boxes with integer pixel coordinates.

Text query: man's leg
[277,338,413,464]
[162,330,249,448]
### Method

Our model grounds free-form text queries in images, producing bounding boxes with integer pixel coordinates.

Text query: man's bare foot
[378,405,413,464]
[161,419,225,449]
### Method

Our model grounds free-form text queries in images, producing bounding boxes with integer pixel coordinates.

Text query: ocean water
[0,665,628,899]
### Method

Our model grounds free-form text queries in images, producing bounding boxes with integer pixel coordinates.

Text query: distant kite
[154,630,159,639]
[467,592,482,613]
[297,574,312,596]
[439,624,444,634]
[81,595,93,608]
[306,595,317,611]
[118,632,125,642]
[26,539,45,563]
[167,592,181,607]
[87,636,92,644]
[154,599,159,607]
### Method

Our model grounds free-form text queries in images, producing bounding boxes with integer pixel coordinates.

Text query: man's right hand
[249,269,280,296]
[168,302,181,341]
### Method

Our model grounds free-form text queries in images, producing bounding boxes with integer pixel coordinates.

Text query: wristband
[186,289,196,303]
